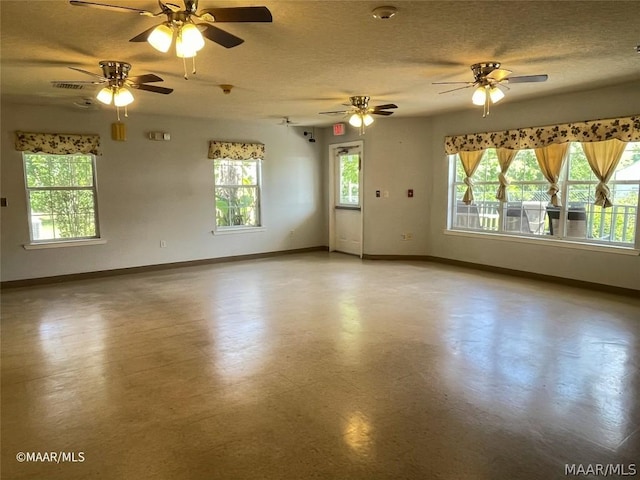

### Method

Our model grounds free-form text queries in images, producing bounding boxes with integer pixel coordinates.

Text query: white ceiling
[1,0,639,126]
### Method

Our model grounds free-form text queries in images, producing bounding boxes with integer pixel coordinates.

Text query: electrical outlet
[401,232,414,240]
[160,240,167,248]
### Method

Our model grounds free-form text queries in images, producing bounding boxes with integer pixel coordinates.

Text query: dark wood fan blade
[373,110,394,116]
[199,6,272,23]
[127,74,164,83]
[199,24,244,48]
[373,104,398,110]
[69,0,153,15]
[505,74,548,83]
[319,110,349,115]
[68,67,106,80]
[130,84,173,94]
[129,25,159,42]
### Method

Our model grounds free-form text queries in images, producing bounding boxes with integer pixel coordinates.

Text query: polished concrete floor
[1,252,639,479]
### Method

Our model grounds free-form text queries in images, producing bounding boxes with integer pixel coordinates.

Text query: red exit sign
[333,123,346,136]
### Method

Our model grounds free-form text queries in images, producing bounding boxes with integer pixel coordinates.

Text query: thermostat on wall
[148,132,170,141]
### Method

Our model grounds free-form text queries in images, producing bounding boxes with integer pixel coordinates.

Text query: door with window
[330,142,363,256]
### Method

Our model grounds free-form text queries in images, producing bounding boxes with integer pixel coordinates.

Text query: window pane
[25,155,53,187]
[339,154,359,205]
[214,157,261,228]
[453,184,500,231]
[49,190,96,238]
[568,143,597,181]
[24,153,98,242]
[612,143,640,181]
[509,150,545,182]
[474,149,499,183]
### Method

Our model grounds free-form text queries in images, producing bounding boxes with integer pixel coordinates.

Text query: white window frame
[213,157,263,232]
[335,151,362,209]
[22,152,101,245]
[448,142,640,252]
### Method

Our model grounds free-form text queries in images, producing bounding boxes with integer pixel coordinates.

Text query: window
[337,152,361,207]
[23,153,100,242]
[214,158,261,228]
[450,142,640,247]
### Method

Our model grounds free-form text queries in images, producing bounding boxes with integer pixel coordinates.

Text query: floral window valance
[208,140,265,160]
[444,115,640,154]
[15,131,102,156]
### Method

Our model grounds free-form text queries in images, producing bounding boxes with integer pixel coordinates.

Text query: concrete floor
[1,252,639,479]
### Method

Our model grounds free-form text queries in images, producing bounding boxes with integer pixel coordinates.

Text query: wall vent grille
[52,82,84,90]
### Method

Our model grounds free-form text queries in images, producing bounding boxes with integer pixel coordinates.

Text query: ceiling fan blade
[198,6,272,23]
[432,81,474,85]
[51,80,104,86]
[439,84,475,94]
[319,110,349,115]
[505,74,549,83]
[68,67,106,80]
[199,24,244,48]
[372,110,394,116]
[127,73,164,83]
[161,2,182,13]
[69,0,154,16]
[372,104,398,110]
[129,25,159,43]
[486,68,512,82]
[130,83,173,94]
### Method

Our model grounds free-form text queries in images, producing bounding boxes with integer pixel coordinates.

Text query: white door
[330,142,363,256]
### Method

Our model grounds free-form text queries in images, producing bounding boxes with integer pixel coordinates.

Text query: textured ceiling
[1,0,639,126]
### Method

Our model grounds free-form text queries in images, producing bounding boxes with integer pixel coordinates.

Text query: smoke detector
[372,6,397,19]
[219,84,233,94]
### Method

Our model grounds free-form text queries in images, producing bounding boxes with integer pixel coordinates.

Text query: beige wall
[2,81,639,290]
[1,103,326,281]
[426,81,640,290]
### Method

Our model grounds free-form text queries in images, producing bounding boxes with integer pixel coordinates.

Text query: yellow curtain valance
[208,140,265,160]
[15,131,101,156]
[444,115,640,154]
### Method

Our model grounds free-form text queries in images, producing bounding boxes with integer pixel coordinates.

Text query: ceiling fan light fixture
[363,113,375,126]
[489,86,505,103]
[180,23,205,52]
[148,24,174,53]
[372,6,397,19]
[471,86,487,106]
[176,35,198,58]
[96,86,114,105]
[113,87,134,107]
[349,113,363,128]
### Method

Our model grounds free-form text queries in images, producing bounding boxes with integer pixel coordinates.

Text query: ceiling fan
[69,0,272,78]
[319,96,398,134]
[433,62,548,117]
[53,60,173,120]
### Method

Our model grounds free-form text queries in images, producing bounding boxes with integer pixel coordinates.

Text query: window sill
[23,239,107,250]
[212,226,266,235]
[443,229,639,256]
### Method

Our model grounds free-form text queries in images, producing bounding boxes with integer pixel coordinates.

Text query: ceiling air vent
[51,82,85,90]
